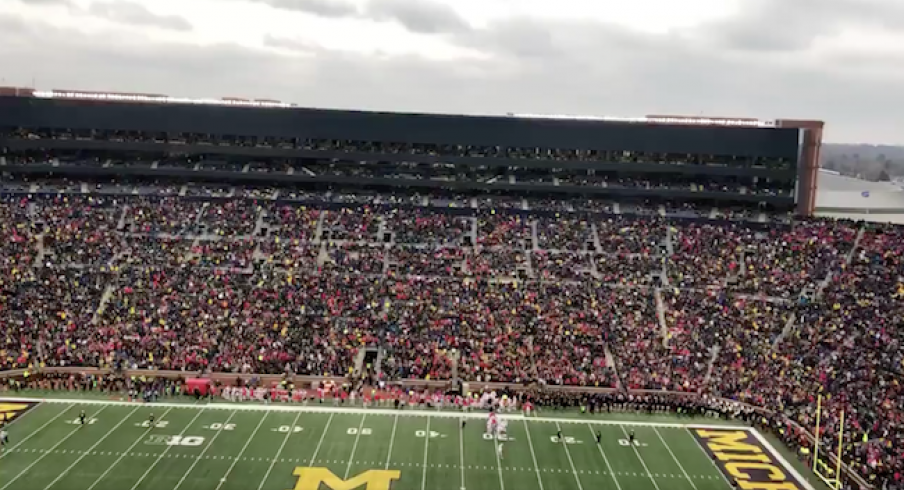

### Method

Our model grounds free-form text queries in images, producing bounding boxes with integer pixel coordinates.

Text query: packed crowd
[1,185,900,489]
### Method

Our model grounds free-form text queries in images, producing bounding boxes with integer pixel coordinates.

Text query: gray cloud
[0,6,901,144]
[87,1,193,31]
[704,0,904,52]
[251,0,359,18]
[14,0,72,4]
[363,0,471,34]
[251,0,470,34]
[262,34,320,53]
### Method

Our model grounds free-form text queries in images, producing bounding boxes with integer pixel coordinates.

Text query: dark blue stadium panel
[0,96,799,158]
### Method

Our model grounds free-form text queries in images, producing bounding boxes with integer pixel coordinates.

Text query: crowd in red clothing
[0,189,901,488]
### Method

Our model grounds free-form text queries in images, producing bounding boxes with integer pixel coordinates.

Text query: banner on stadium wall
[186,378,210,396]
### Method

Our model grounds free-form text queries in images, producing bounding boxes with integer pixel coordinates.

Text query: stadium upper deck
[0,88,823,215]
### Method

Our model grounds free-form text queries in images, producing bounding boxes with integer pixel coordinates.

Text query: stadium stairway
[353,349,367,376]
[771,313,798,350]
[604,346,623,390]
[447,349,461,379]
[702,345,720,387]
[654,288,669,348]
[589,223,603,253]
[526,336,538,380]
[90,285,117,326]
[530,220,539,250]
[115,204,129,231]
[664,226,675,255]
[34,232,47,265]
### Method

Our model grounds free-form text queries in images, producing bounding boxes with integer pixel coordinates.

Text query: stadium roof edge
[0,86,802,128]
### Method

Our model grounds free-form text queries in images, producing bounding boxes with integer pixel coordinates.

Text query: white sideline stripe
[1,398,751,429]
[750,427,816,490]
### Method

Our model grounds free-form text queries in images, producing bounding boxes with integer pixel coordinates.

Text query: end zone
[0,399,42,426]
[690,427,816,490]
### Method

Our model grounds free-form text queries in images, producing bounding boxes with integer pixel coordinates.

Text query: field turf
[0,397,811,490]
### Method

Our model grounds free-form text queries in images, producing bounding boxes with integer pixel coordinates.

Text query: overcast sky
[2,0,902,144]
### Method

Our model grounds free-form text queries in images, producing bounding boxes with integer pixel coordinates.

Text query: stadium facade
[0,87,823,216]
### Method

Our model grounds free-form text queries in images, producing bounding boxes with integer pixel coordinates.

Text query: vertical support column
[778,119,824,216]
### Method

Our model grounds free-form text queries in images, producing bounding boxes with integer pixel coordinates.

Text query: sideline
[1,396,751,430]
[750,427,816,490]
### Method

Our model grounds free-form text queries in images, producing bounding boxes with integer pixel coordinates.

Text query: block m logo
[289,467,401,490]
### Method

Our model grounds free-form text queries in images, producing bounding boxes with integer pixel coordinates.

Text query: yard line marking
[173,410,239,490]
[682,427,734,489]
[653,427,699,490]
[585,424,622,490]
[420,417,431,490]
[344,413,367,479]
[523,419,546,490]
[0,403,75,461]
[43,405,141,490]
[128,406,209,490]
[385,414,399,470]
[493,425,506,490]
[1,405,108,490]
[214,411,270,490]
[554,421,584,490]
[256,410,301,490]
[459,417,467,490]
[308,413,334,466]
[618,425,661,490]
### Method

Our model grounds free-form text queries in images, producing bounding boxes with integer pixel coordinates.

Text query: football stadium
[0,88,896,490]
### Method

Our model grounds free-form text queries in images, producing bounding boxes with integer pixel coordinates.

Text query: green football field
[0,397,814,490]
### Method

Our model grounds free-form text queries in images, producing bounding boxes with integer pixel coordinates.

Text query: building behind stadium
[816,169,904,223]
